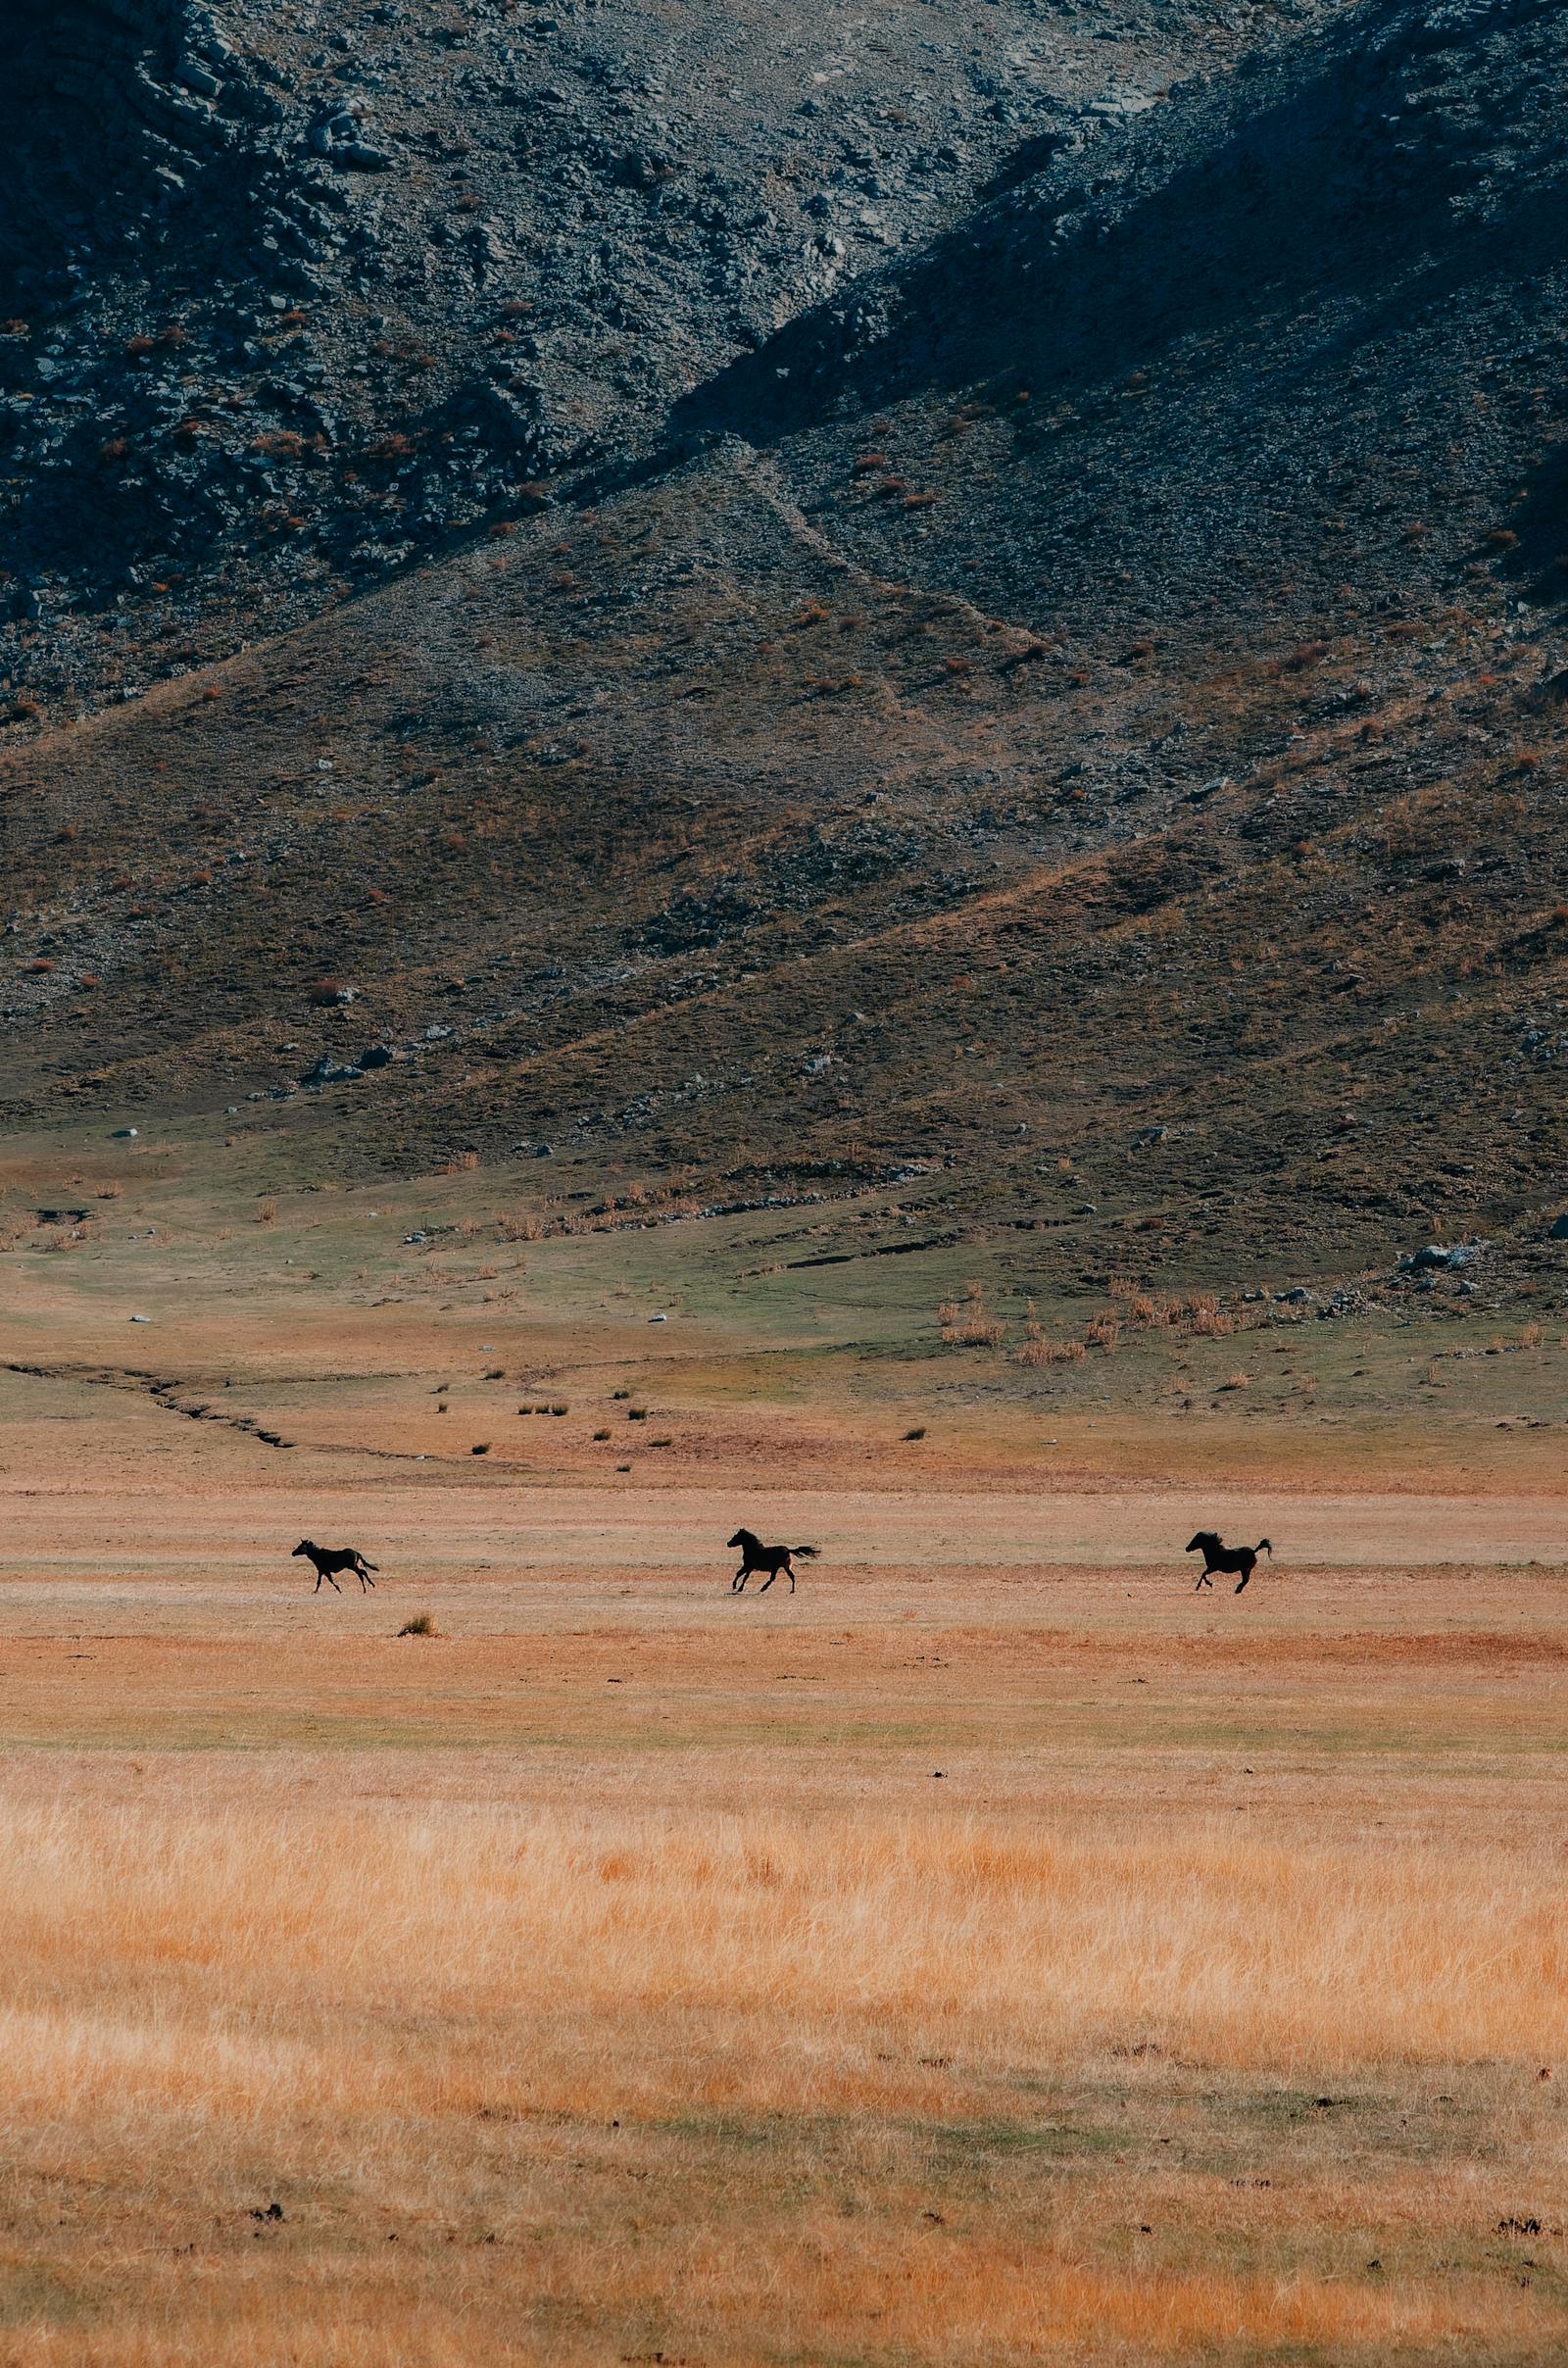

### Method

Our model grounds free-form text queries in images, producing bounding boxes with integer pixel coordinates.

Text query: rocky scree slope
[0,0,1318,717]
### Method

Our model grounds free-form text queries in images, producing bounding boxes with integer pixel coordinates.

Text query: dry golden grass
[1,1795,1564,2364]
[7,1803,1564,2093]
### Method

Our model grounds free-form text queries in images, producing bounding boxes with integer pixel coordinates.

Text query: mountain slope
[0,0,1316,717]
[4,0,1568,1303]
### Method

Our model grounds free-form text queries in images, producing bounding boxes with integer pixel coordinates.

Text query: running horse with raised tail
[1186,1531,1271,1593]
[727,1528,819,1594]
[293,1540,379,1593]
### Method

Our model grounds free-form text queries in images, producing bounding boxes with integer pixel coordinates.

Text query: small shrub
[471,1443,490,1455]
[1084,1312,1121,1355]
[497,1209,543,1241]
[593,1429,611,1441]
[551,1406,568,1417]
[946,1279,1004,1349]
[256,1198,277,1225]
[612,1388,630,1400]
[398,1613,438,1638]
[627,1407,648,1421]
[904,1426,926,1441]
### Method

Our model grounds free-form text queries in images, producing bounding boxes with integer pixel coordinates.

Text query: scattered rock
[1398,1243,1482,1274]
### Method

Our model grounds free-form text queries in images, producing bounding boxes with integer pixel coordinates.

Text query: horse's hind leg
[1235,1563,1252,1594]
[758,1569,776,1593]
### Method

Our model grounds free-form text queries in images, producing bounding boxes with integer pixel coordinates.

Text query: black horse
[1186,1531,1271,1594]
[293,1539,378,1593]
[727,1528,819,1594]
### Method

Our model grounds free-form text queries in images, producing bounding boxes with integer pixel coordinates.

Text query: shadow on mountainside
[670,0,1568,452]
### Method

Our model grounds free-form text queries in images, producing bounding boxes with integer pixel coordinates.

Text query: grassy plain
[1,1133,1566,2363]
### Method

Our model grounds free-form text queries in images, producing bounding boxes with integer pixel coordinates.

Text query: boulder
[1399,1242,1480,1273]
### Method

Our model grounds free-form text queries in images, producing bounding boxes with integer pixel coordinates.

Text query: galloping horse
[293,1540,379,1593]
[1186,1531,1271,1594]
[727,1528,819,1594]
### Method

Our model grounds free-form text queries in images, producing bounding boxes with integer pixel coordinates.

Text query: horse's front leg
[758,1569,776,1592]
[733,1567,748,1592]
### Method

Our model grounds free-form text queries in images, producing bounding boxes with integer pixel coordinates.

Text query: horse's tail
[363,1560,379,1572]
[1256,1539,1272,1556]
[792,1545,820,1559]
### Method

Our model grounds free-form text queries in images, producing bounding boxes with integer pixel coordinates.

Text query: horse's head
[727,1529,753,1551]
[292,1541,313,1557]
[1185,1531,1219,1554]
